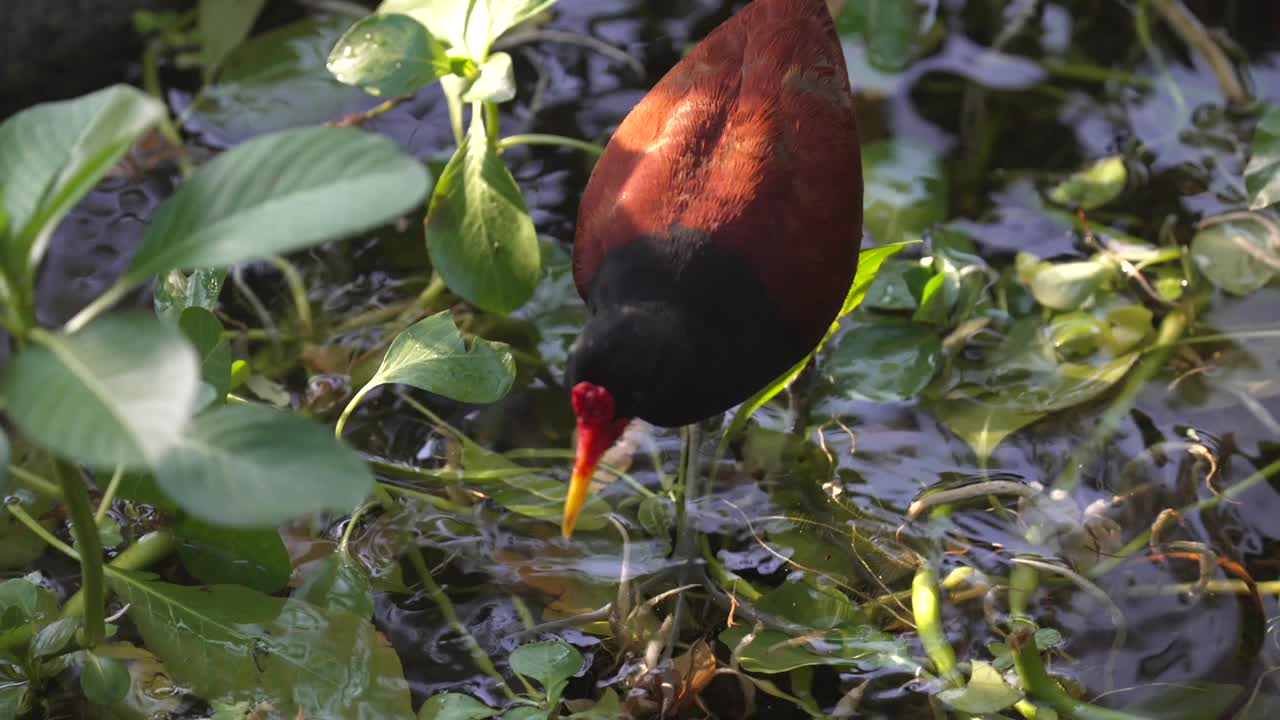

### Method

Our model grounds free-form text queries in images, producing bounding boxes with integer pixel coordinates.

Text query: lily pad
[1190,215,1279,296]
[824,318,942,403]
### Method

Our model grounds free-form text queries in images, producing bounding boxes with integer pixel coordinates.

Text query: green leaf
[1025,258,1116,311]
[510,238,588,372]
[154,404,374,528]
[860,0,921,72]
[418,693,499,720]
[1047,156,1127,210]
[717,625,908,674]
[198,0,268,79]
[328,13,450,97]
[0,429,9,496]
[154,268,226,320]
[462,52,516,103]
[361,311,516,404]
[509,640,582,698]
[862,141,946,247]
[0,577,59,631]
[109,572,414,718]
[177,515,291,593]
[377,0,473,54]
[426,110,540,314]
[861,259,929,311]
[80,652,131,704]
[31,617,80,658]
[179,307,232,404]
[0,680,28,718]
[126,126,431,285]
[840,241,920,316]
[295,553,376,619]
[1246,105,1280,210]
[1190,216,1278,295]
[937,660,1023,714]
[5,315,200,467]
[0,85,166,274]
[824,319,941,403]
[464,0,557,58]
[912,270,956,325]
[191,17,375,143]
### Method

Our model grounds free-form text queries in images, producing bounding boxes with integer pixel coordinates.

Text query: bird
[561,0,864,538]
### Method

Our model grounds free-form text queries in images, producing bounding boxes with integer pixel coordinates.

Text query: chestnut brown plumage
[562,0,864,537]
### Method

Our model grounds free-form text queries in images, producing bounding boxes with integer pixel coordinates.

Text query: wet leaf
[31,617,79,658]
[110,572,414,718]
[377,0,472,54]
[840,241,920,316]
[127,126,431,285]
[93,643,187,718]
[1026,258,1116,311]
[362,311,516,404]
[718,625,908,674]
[199,0,267,79]
[0,85,166,275]
[1190,216,1278,295]
[80,652,131,705]
[418,693,499,720]
[1246,105,1280,210]
[176,515,291,593]
[179,307,232,404]
[466,446,609,532]
[328,13,450,97]
[190,17,374,144]
[295,553,376,620]
[937,660,1023,713]
[861,259,930,311]
[1047,156,1127,210]
[509,640,582,702]
[426,111,540,314]
[824,319,942,402]
[4,314,200,468]
[755,582,864,631]
[861,141,946,247]
[462,52,516,103]
[154,404,374,528]
[154,268,226,321]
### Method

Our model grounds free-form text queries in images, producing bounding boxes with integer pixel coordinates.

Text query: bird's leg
[663,422,706,666]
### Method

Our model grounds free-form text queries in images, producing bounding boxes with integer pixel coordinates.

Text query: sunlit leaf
[154,268,226,320]
[463,0,558,58]
[154,404,374,528]
[295,553,376,620]
[824,319,941,402]
[509,641,582,701]
[109,572,414,718]
[126,126,431,285]
[1047,156,1127,210]
[377,0,472,54]
[328,13,450,97]
[1024,257,1116,311]
[861,141,946,247]
[1190,215,1278,296]
[426,111,540,313]
[418,692,499,720]
[0,85,166,274]
[176,515,291,593]
[840,241,920,316]
[937,660,1023,714]
[199,0,267,79]
[80,653,131,705]
[5,314,200,468]
[1245,105,1280,210]
[861,259,929,311]
[361,311,516,404]
[179,307,232,404]
[462,52,516,103]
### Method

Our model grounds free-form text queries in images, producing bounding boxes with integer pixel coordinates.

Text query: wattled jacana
[562,0,864,537]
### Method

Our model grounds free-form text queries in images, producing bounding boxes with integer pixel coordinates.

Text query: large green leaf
[154,404,374,528]
[198,0,268,79]
[378,0,473,54]
[426,111,540,313]
[125,126,430,285]
[176,515,291,593]
[328,13,450,97]
[509,640,582,706]
[937,660,1023,714]
[4,314,200,467]
[1190,215,1278,296]
[824,318,941,403]
[179,307,232,404]
[1246,105,1280,210]
[154,268,226,320]
[295,553,375,620]
[109,572,414,719]
[362,312,516,404]
[379,0,555,58]
[861,141,946,247]
[840,241,920,316]
[0,85,166,274]
[718,625,907,674]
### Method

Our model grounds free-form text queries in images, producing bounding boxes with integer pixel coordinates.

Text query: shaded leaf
[4,314,200,467]
[0,85,166,274]
[1190,216,1278,295]
[824,319,941,402]
[199,0,268,78]
[717,625,909,674]
[295,553,376,619]
[328,13,450,97]
[426,111,540,313]
[363,311,516,404]
[179,307,232,404]
[1047,156,1127,210]
[127,126,431,284]
[418,693,499,720]
[154,268,226,320]
[177,515,291,593]
[80,653,131,705]
[509,641,582,700]
[154,404,374,528]
[1246,105,1280,210]
[0,429,8,496]
[862,141,946,246]
[109,572,413,718]
[937,660,1023,714]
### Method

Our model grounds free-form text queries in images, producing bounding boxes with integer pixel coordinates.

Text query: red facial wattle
[563,382,630,537]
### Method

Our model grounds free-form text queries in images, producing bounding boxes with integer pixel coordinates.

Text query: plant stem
[7,503,78,559]
[53,459,105,646]
[912,564,963,687]
[94,466,125,524]
[268,255,314,339]
[1009,619,1153,720]
[495,134,605,157]
[64,530,177,619]
[335,383,375,439]
[63,281,130,334]
[338,501,379,553]
[1147,0,1249,106]
[8,464,64,500]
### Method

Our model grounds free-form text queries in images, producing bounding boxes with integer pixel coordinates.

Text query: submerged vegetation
[1,0,1280,718]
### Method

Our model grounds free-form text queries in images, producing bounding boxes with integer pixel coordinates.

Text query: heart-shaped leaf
[509,640,582,694]
[426,111,540,314]
[5,314,200,467]
[1190,215,1278,296]
[328,13,450,97]
[362,311,516,404]
[125,126,431,285]
[1246,105,1280,210]
[80,652,131,705]
[154,404,374,527]
[0,85,166,274]
[937,660,1024,714]
[824,319,942,402]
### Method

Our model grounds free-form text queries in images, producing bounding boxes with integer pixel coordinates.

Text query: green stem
[912,565,963,687]
[339,501,379,554]
[63,280,130,334]
[335,383,375,439]
[495,134,605,157]
[1010,619,1153,720]
[54,459,105,646]
[8,465,64,500]
[268,256,314,340]
[1040,61,1153,88]
[1178,329,1280,346]
[7,503,78,559]
[376,482,472,515]
[64,530,177,619]
[94,466,125,525]
[1148,0,1249,105]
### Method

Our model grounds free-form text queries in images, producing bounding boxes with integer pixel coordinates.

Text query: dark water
[22,0,1280,717]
